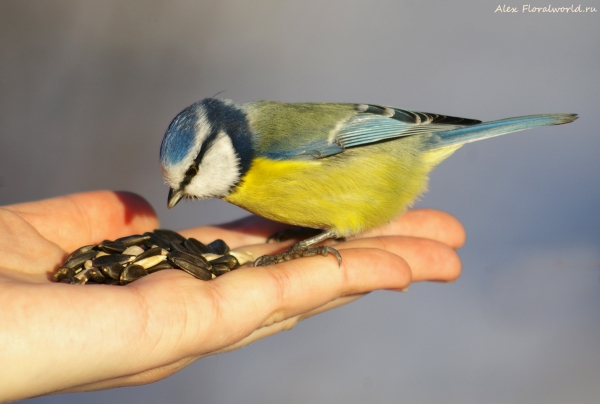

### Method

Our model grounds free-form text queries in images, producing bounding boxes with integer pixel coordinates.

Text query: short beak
[167,188,184,209]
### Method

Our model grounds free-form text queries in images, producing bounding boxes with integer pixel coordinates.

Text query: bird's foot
[253,243,342,267]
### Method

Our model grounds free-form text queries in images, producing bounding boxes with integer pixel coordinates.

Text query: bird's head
[159,98,254,208]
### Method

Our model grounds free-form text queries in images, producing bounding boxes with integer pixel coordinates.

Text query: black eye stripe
[194,130,219,167]
[180,129,220,188]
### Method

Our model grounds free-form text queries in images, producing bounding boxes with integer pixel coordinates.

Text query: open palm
[0,191,463,402]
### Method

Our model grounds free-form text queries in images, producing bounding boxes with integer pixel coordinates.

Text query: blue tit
[159,98,577,266]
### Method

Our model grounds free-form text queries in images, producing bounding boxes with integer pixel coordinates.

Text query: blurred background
[1,1,599,403]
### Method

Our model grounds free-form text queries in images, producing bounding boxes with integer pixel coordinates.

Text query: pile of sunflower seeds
[53,229,253,285]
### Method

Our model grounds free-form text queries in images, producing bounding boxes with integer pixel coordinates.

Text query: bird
[159,98,577,266]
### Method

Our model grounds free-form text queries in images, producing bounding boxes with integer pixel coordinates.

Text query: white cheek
[185,131,241,198]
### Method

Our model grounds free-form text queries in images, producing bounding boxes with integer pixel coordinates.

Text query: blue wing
[265,104,481,160]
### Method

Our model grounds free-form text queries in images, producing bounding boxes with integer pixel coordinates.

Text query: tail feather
[424,113,578,150]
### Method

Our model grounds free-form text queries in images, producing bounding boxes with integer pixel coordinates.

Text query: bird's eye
[184,164,198,179]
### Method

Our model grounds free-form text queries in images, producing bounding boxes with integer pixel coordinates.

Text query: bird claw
[253,244,342,267]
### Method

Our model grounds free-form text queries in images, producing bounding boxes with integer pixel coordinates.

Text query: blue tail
[424,114,578,150]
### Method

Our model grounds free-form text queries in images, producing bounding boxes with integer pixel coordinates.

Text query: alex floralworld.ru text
[495,4,597,12]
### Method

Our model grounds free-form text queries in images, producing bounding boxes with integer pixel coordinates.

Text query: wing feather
[336,104,480,150]
[256,102,481,160]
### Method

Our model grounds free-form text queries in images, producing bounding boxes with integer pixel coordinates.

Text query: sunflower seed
[73,269,91,284]
[141,239,157,249]
[63,250,98,270]
[134,247,166,262]
[53,267,75,282]
[65,245,96,262]
[210,264,231,277]
[207,239,229,255]
[201,253,222,261]
[100,262,124,280]
[122,245,145,256]
[168,256,212,280]
[184,238,213,255]
[98,240,127,254]
[92,253,135,267]
[209,254,239,269]
[136,254,167,269]
[143,232,172,250]
[168,250,211,270]
[120,264,147,285]
[169,241,188,253]
[229,251,253,266]
[55,229,236,285]
[154,228,186,245]
[87,267,106,283]
[114,234,150,247]
[147,261,175,274]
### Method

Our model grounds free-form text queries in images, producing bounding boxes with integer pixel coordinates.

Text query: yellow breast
[224,137,460,236]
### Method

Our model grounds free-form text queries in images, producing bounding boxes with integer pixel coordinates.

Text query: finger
[210,294,366,355]
[226,235,461,283]
[0,209,65,275]
[180,209,465,250]
[111,248,410,366]
[163,248,412,354]
[339,236,461,282]
[359,209,466,249]
[5,191,159,252]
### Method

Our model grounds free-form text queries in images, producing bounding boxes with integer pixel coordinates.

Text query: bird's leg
[254,230,342,267]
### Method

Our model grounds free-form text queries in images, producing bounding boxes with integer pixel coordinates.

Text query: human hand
[0,191,464,402]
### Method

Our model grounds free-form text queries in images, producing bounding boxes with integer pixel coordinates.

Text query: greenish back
[245,101,356,157]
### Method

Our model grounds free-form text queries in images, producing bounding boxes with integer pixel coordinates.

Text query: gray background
[1,1,599,403]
